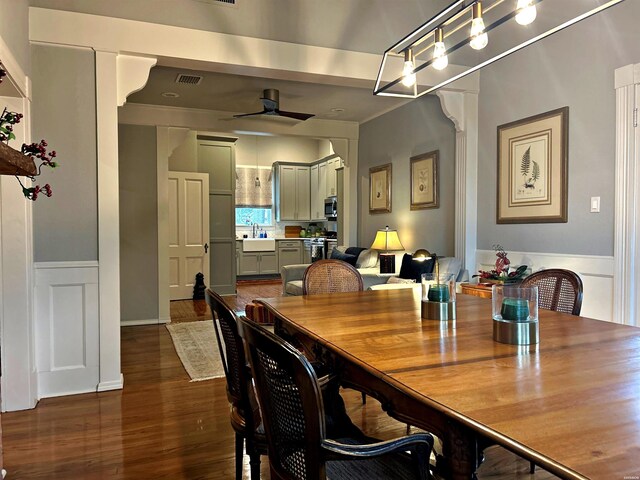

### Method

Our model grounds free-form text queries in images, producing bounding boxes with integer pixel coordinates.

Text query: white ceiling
[32,0,455,124]
[32,0,623,124]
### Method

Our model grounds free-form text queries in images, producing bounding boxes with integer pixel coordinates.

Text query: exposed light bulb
[470,18,488,50]
[401,49,416,87]
[432,28,448,71]
[516,0,537,26]
[402,60,416,87]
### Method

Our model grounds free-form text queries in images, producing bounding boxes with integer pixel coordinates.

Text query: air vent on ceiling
[175,73,203,85]
[194,0,237,5]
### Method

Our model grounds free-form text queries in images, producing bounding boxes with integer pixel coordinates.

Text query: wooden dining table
[257,288,640,480]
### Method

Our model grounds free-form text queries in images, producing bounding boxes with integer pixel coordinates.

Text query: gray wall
[32,44,98,262]
[477,1,640,256]
[358,95,456,255]
[0,0,30,76]
[119,124,158,322]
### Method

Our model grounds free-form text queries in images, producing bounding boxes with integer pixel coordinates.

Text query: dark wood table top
[258,289,640,479]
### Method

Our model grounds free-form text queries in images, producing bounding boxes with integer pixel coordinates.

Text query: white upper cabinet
[274,163,311,221]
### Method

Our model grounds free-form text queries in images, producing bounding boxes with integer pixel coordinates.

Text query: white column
[613,64,640,326]
[95,50,123,391]
[437,90,479,274]
[0,94,37,411]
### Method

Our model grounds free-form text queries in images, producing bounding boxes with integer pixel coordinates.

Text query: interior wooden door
[168,172,210,300]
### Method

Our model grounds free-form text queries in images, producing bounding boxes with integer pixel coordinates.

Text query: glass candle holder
[492,285,539,345]
[421,273,456,321]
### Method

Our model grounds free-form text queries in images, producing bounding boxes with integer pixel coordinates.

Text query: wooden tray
[284,226,302,238]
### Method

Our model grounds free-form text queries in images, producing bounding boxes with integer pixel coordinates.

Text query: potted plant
[474,244,527,285]
[0,66,58,200]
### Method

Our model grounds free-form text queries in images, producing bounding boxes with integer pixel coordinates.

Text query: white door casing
[613,63,640,326]
[168,171,210,300]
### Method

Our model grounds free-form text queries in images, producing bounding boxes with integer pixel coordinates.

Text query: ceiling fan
[233,88,315,121]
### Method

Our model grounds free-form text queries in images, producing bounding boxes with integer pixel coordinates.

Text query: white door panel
[168,172,210,300]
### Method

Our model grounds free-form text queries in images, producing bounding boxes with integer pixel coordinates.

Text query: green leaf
[532,161,540,182]
[520,146,531,177]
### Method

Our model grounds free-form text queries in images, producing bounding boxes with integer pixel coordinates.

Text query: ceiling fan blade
[233,110,268,118]
[276,110,315,121]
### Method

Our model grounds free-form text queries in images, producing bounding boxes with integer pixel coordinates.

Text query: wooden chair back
[239,317,327,480]
[520,268,583,315]
[302,259,363,295]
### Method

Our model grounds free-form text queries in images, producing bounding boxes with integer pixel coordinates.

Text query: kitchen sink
[242,238,276,252]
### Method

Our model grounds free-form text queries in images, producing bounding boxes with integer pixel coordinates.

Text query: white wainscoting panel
[35,262,100,398]
[476,250,614,322]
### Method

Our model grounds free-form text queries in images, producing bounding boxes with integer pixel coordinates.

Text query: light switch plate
[590,196,600,213]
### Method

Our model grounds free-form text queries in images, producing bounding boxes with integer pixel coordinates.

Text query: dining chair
[239,317,434,480]
[302,259,368,405]
[302,259,364,295]
[520,268,583,315]
[518,268,583,473]
[205,288,266,480]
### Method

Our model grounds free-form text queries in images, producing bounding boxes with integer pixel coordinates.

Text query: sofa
[281,247,468,296]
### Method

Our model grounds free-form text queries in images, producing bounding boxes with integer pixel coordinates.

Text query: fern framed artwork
[410,150,439,210]
[497,107,568,224]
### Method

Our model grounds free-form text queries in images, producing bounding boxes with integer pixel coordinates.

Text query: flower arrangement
[0,66,58,201]
[474,244,527,284]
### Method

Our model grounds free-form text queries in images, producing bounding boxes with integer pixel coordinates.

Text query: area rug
[166,321,225,382]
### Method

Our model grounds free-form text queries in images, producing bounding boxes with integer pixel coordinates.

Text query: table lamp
[370,226,404,274]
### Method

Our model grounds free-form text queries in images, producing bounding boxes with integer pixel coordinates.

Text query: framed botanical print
[369,163,391,214]
[497,107,569,224]
[410,150,439,210]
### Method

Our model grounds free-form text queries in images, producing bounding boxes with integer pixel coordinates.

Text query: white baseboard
[476,249,614,322]
[97,374,124,392]
[121,318,164,327]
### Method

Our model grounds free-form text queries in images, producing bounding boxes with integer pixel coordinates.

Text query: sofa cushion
[398,253,435,282]
[387,276,415,284]
[356,249,378,268]
[285,280,304,296]
[438,257,463,281]
[329,248,358,266]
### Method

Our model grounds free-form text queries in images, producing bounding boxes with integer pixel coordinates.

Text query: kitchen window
[236,166,273,225]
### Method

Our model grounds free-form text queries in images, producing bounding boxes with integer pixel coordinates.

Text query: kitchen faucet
[252,223,259,238]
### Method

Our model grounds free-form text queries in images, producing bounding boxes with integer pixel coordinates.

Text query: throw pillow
[398,253,435,282]
[387,276,416,284]
[330,248,358,267]
[345,246,366,259]
[356,249,378,268]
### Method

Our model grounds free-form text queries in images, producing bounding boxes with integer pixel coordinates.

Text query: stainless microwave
[324,196,337,220]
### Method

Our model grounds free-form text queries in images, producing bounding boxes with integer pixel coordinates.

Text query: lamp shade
[370,227,404,251]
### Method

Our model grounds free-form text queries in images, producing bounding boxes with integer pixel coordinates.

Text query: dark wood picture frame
[369,163,391,214]
[410,150,439,210]
[497,107,569,224]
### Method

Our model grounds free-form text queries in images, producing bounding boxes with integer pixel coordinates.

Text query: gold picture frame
[369,163,391,214]
[410,150,439,210]
[497,107,569,224]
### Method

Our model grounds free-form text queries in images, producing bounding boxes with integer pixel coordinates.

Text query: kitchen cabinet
[278,240,302,270]
[310,164,321,221]
[326,157,339,197]
[274,164,310,221]
[236,242,241,276]
[239,251,278,275]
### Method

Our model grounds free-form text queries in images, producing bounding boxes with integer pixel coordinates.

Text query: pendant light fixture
[373,0,627,99]
[515,0,537,26]
[401,49,416,87]
[469,1,488,50]
[432,28,448,71]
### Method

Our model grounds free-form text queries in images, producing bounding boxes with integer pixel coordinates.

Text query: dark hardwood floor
[2,280,555,479]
